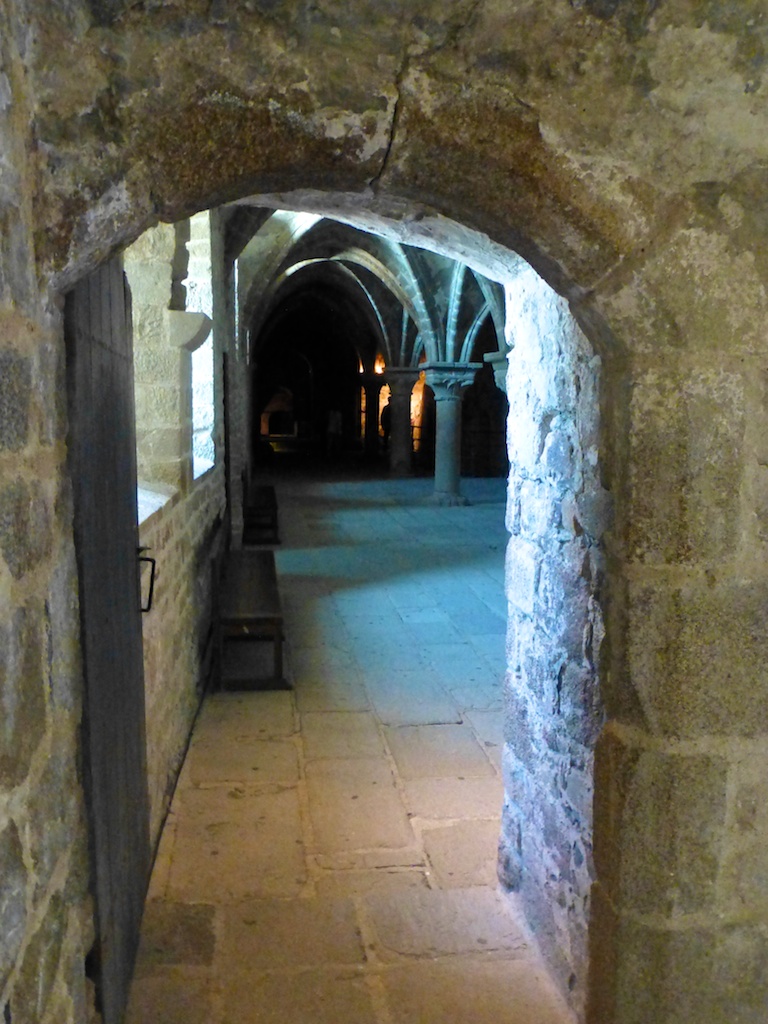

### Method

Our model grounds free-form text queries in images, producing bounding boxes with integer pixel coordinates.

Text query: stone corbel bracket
[166,309,213,351]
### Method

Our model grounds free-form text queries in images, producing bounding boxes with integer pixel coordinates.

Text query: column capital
[423,362,482,398]
[383,367,420,397]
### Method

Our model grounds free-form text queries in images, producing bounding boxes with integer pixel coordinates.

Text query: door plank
[65,256,150,1024]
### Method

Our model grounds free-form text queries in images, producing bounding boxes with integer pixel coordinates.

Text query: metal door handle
[138,548,156,613]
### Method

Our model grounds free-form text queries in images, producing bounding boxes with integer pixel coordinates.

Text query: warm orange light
[374,354,386,374]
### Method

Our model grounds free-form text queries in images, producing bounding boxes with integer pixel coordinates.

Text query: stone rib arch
[250,257,391,369]
[459,303,492,363]
[445,262,468,362]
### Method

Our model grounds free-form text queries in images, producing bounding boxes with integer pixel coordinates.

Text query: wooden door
[65,257,150,1024]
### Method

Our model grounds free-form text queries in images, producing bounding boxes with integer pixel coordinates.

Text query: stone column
[384,368,419,476]
[360,372,385,458]
[424,363,481,505]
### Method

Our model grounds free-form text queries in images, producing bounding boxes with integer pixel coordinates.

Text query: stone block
[0,348,31,451]
[519,478,559,538]
[627,366,745,564]
[0,821,26,991]
[0,478,52,579]
[505,537,539,616]
[0,602,46,788]
[44,547,82,712]
[35,340,65,446]
[540,416,576,483]
[503,679,538,772]
[498,797,523,890]
[13,892,67,1023]
[558,662,603,748]
[628,578,768,736]
[536,544,591,659]
[574,485,613,541]
[28,747,81,898]
[593,729,728,915]
[603,915,768,1024]
[719,753,768,915]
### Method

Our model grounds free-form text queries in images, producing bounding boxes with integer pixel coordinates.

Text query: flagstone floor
[126,469,574,1024]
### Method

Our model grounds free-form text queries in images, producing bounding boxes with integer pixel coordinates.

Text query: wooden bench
[216,549,288,689]
[242,479,280,546]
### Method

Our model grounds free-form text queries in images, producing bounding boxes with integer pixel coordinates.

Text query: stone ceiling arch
[32,5,676,350]
[249,258,390,371]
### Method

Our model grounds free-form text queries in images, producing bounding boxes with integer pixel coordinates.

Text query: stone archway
[5,6,767,1023]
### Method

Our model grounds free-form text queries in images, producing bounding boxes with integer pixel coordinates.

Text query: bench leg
[273,620,283,684]
[216,624,224,690]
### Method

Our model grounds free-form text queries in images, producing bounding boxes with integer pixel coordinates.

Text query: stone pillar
[384,368,419,476]
[424,363,481,505]
[360,372,385,458]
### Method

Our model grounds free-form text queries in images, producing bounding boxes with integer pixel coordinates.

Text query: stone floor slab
[195,692,295,740]
[301,711,385,760]
[403,776,504,820]
[221,968,377,1024]
[126,967,214,1024]
[183,738,298,787]
[294,676,371,712]
[384,724,495,780]
[366,671,462,727]
[167,786,307,901]
[423,819,501,888]
[380,959,574,1024]
[219,897,365,970]
[134,902,216,969]
[313,868,429,899]
[465,709,505,767]
[363,887,529,961]
[306,757,414,855]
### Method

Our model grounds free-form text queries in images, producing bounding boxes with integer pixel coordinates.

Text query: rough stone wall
[501,268,606,1016]
[0,3,96,1020]
[126,221,227,841]
[585,214,768,1024]
[0,2,767,1022]
[138,469,224,841]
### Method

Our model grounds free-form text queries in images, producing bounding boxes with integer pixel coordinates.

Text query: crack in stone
[368,0,486,192]
[367,51,409,192]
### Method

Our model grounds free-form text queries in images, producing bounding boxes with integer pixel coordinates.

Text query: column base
[426,490,470,506]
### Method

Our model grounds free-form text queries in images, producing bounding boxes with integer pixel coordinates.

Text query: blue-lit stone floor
[126,471,574,1024]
